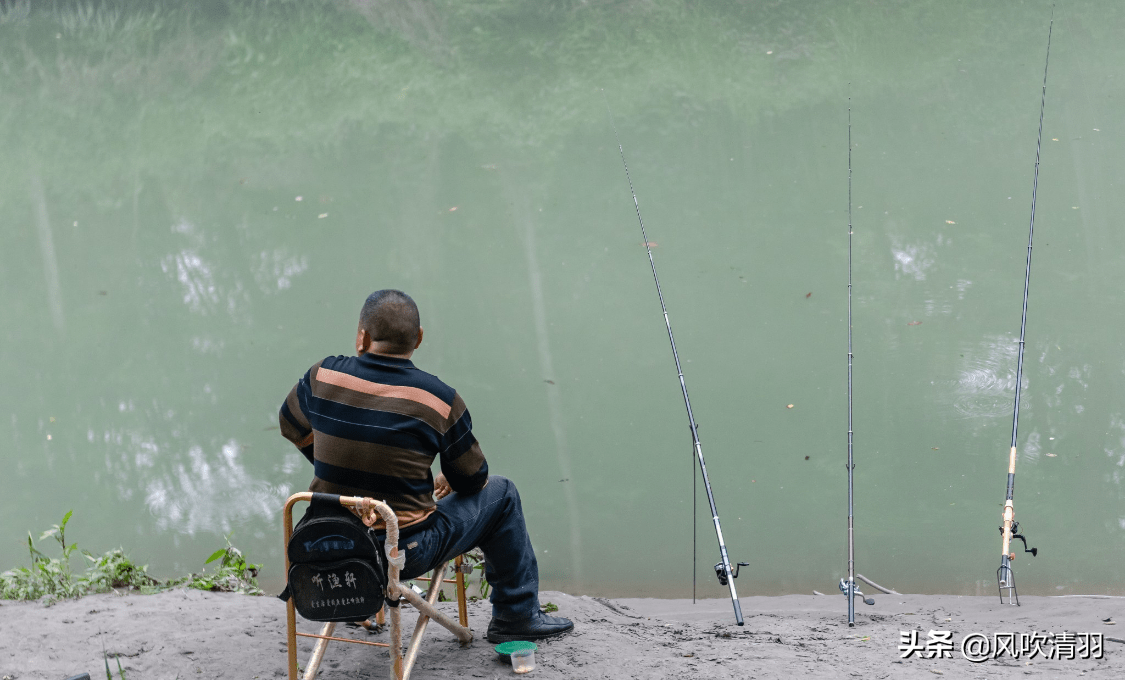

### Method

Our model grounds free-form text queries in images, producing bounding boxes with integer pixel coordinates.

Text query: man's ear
[414,327,424,350]
[356,327,371,355]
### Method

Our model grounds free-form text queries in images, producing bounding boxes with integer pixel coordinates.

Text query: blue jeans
[398,476,540,622]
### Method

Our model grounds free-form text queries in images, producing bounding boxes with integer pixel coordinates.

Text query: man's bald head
[359,290,421,356]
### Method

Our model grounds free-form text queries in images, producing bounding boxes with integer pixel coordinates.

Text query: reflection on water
[30,172,65,331]
[144,440,285,536]
[890,236,936,281]
[162,219,312,319]
[162,221,222,314]
[1106,415,1125,473]
[252,249,308,293]
[507,178,585,586]
[955,336,1021,420]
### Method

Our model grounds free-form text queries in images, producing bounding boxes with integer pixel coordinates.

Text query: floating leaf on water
[786,404,794,409]
[640,241,658,247]
[908,321,922,326]
[543,379,555,385]
[1046,453,1057,457]
[1052,138,1059,141]
[932,447,939,450]
[945,220,956,224]
[449,206,458,211]
[295,196,302,201]
[805,292,812,298]
[318,213,328,219]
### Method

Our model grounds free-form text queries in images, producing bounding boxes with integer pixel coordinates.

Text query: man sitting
[279,289,573,642]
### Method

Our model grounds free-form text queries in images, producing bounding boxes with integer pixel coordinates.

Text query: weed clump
[0,511,262,603]
[181,535,262,596]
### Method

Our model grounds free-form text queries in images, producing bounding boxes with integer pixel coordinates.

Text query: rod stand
[997,555,1019,606]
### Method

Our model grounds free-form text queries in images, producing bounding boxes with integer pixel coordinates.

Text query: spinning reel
[839,578,875,606]
[714,561,750,587]
[1002,520,1038,558]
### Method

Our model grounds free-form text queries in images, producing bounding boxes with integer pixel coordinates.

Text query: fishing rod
[997,10,1052,606]
[603,92,748,626]
[838,99,875,626]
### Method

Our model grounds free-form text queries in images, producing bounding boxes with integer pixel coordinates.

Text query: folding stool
[283,492,473,680]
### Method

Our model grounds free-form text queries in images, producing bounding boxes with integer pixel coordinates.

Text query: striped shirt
[279,352,488,533]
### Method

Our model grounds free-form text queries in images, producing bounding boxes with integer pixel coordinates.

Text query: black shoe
[486,610,574,642]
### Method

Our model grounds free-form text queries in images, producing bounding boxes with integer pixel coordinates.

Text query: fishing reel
[839,578,875,606]
[999,521,1038,558]
[997,521,1036,605]
[714,561,749,587]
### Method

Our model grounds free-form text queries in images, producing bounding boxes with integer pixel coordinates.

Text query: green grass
[104,645,128,680]
[0,511,263,603]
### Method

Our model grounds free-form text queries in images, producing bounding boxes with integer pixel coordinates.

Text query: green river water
[2,0,1124,600]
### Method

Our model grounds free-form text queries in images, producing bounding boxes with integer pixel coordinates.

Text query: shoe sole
[486,626,574,644]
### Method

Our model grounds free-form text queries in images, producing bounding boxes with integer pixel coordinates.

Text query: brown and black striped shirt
[279,352,488,533]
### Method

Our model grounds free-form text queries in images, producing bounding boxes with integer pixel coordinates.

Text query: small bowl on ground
[511,647,535,673]
[494,640,538,664]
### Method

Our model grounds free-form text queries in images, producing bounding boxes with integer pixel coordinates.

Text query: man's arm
[438,392,488,495]
[279,366,317,463]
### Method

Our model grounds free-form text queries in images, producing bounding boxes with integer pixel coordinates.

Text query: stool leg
[454,554,468,629]
[303,622,335,680]
[286,599,299,680]
[376,606,386,626]
[402,562,448,679]
[389,600,403,680]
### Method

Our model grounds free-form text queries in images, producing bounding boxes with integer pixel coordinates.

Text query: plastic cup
[510,647,535,674]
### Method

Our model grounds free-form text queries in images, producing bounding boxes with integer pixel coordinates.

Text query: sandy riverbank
[1,589,1121,679]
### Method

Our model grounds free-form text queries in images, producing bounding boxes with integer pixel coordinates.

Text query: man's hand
[434,473,452,500]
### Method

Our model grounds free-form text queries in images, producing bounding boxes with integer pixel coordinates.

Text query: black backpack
[279,493,388,622]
